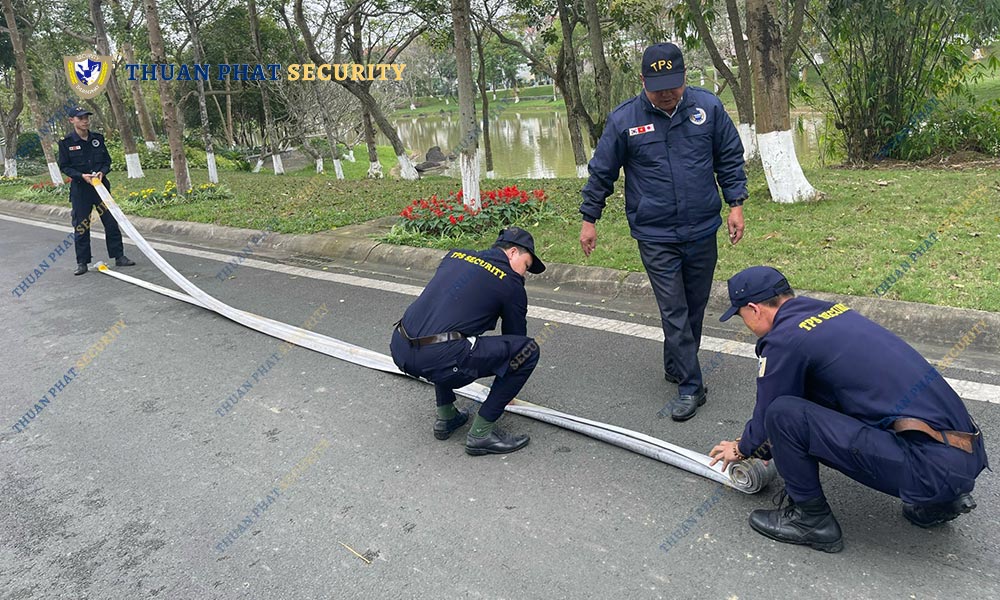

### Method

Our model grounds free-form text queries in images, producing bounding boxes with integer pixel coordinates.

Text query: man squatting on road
[390,227,545,456]
[709,266,989,552]
[57,106,135,276]
[579,42,747,422]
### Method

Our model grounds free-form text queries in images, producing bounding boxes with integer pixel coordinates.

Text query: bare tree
[143,0,190,194]
[109,0,159,149]
[90,0,144,178]
[248,0,284,174]
[294,0,422,180]
[2,0,62,184]
[746,0,816,202]
[176,0,220,182]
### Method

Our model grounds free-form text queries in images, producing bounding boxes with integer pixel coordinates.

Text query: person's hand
[727,205,744,245]
[93,171,103,182]
[82,173,94,184]
[709,440,743,471]
[580,221,597,257]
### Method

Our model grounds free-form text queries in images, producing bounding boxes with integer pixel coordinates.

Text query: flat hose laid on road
[89,181,776,495]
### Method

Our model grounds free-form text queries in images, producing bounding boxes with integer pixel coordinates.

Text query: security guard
[390,227,545,455]
[57,106,135,276]
[709,266,988,553]
[579,43,747,421]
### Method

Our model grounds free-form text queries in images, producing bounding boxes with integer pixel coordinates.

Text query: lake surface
[389,110,825,179]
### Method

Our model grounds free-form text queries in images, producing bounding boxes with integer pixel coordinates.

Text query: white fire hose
[90,181,776,494]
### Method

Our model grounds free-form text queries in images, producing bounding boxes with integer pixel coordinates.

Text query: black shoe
[465,426,530,456]
[669,387,707,421]
[74,263,88,276]
[749,492,844,553]
[902,493,976,528]
[115,256,136,267]
[433,407,470,440]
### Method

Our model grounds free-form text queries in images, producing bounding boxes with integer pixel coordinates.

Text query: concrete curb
[2,198,997,351]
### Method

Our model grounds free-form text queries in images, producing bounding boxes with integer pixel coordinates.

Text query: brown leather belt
[395,322,466,348]
[892,417,979,454]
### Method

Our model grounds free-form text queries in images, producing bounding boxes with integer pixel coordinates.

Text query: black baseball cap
[69,106,93,117]
[720,266,793,322]
[641,43,686,92]
[495,227,546,274]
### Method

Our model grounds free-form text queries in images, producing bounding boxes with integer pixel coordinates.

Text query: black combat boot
[903,493,976,528]
[748,492,844,553]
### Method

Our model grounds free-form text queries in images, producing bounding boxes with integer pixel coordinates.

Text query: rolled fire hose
[89,181,776,494]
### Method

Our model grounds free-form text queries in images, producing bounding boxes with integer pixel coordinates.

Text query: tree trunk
[746,0,816,203]
[0,62,24,176]
[90,0,143,178]
[248,0,283,174]
[110,0,157,149]
[556,0,599,147]
[224,51,235,148]
[555,48,589,178]
[583,0,611,121]
[452,0,480,208]
[362,108,382,178]
[474,27,494,178]
[143,0,189,194]
[180,1,217,182]
[2,0,62,184]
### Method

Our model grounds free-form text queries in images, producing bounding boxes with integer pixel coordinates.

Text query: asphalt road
[2,217,998,600]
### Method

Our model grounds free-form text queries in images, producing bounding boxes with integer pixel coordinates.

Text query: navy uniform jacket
[580,87,747,243]
[400,247,527,340]
[738,296,984,461]
[57,130,112,197]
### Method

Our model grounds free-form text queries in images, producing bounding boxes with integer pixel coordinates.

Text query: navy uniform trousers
[637,233,718,395]
[767,396,986,505]
[71,182,124,264]
[390,330,539,421]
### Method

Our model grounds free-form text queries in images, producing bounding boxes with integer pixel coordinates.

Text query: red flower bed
[399,185,547,236]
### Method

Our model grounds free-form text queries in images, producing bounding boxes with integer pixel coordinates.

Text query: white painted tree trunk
[145,140,158,150]
[315,157,323,173]
[737,123,759,161]
[206,151,219,183]
[345,150,355,162]
[47,162,62,185]
[486,169,496,179]
[333,159,344,179]
[124,153,145,178]
[5,158,17,177]
[397,154,419,180]
[576,164,588,178]
[757,129,817,203]
[271,153,285,175]
[367,160,383,178]
[461,151,481,212]
[253,158,264,173]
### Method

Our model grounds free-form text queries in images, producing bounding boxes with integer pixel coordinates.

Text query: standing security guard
[709,266,988,553]
[390,227,545,455]
[579,43,747,421]
[57,107,135,276]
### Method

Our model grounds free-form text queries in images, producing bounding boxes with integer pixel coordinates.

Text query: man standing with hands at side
[57,106,135,276]
[580,43,747,421]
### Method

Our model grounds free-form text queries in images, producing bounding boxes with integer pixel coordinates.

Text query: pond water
[389,109,825,179]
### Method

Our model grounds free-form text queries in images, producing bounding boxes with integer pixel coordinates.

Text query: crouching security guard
[57,106,135,276]
[709,266,988,553]
[390,227,545,455]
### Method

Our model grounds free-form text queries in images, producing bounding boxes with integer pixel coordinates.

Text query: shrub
[123,181,234,207]
[15,132,43,159]
[0,175,25,186]
[397,185,549,237]
[896,102,1000,160]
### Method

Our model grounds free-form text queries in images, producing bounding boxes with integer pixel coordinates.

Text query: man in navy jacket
[710,266,987,553]
[580,43,747,421]
[391,228,546,456]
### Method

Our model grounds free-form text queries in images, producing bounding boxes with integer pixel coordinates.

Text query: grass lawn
[7,155,998,312]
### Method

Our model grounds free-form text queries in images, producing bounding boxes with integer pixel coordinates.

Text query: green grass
[9,159,999,312]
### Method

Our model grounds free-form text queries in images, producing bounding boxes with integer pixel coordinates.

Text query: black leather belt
[395,321,466,348]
